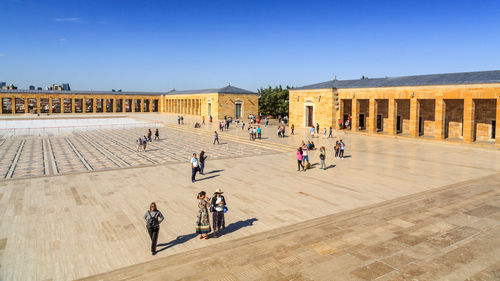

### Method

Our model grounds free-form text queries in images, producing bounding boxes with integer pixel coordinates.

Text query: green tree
[258,85,291,117]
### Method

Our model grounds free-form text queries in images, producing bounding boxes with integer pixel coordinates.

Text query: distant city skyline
[1,0,499,92]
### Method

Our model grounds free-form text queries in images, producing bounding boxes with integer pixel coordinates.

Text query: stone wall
[475,99,496,141]
[288,89,335,129]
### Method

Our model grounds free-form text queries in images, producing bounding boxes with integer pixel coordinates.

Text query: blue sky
[1,0,499,92]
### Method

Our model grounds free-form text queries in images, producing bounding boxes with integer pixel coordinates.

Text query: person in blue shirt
[257,126,262,139]
[213,131,220,145]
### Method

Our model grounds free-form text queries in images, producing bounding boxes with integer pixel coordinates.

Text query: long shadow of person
[222,218,258,235]
[155,233,198,253]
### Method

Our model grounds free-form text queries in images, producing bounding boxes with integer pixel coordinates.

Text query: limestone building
[289,70,500,145]
[0,85,258,120]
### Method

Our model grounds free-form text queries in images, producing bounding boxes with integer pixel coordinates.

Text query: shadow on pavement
[156,233,198,253]
[222,218,259,235]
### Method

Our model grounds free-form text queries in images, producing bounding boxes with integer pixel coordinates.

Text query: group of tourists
[248,125,262,140]
[143,188,227,255]
[277,125,286,137]
[136,128,160,152]
[177,116,184,125]
[296,139,346,171]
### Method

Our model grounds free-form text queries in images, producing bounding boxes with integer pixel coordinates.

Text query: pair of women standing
[196,189,227,239]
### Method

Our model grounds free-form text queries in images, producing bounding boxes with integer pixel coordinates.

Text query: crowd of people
[136,128,160,152]
[141,115,352,256]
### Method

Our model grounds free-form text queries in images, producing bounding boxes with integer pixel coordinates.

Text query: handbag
[223,206,228,213]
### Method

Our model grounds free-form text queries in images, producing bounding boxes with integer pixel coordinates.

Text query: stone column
[12,96,16,115]
[131,99,135,112]
[93,98,97,113]
[0,98,3,114]
[368,98,378,133]
[463,98,475,142]
[351,98,359,131]
[434,98,446,139]
[24,97,28,114]
[49,97,53,114]
[496,98,500,146]
[112,98,116,112]
[409,98,420,137]
[36,98,40,114]
[72,98,76,113]
[149,99,152,112]
[387,98,397,134]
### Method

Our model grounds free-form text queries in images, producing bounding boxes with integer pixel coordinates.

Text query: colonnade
[0,96,160,114]
[337,97,500,144]
[163,98,202,115]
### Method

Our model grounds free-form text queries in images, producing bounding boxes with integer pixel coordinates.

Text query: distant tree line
[258,85,291,117]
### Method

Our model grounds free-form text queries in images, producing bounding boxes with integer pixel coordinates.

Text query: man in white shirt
[190,153,199,183]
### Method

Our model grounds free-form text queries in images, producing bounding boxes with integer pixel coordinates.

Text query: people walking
[320,146,326,169]
[213,131,220,145]
[143,202,164,255]
[181,116,184,125]
[137,137,143,152]
[252,127,257,141]
[297,147,305,172]
[334,140,340,159]
[328,126,333,138]
[191,153,199,183]
[199,151,207,175]
[178,115,181,125]
[142,135,148,151]
[291,124,294,135]
[196,191,211,239]
[310,126,315,138]
[257,126,262,139]
[339,139,345,159]
[323,128,327,138]
[210,188,226,237]
[202,116,205,125]
[316,123,320,136]
[154,129,160,141]
[148,129,152,142]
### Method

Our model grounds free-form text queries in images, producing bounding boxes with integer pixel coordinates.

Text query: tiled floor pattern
[0,126,281,180]
[82,172,500,281]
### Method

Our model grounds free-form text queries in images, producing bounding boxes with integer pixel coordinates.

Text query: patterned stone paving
[0,126,281,180]
[82,172,500,281]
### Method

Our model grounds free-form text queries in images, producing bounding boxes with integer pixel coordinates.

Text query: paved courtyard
[1,114,500,280]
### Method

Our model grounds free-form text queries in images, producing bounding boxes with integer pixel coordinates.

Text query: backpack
[305,162,311,169]
[147,211,159,229]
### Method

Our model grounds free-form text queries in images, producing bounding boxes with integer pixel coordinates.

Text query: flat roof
[295,70,500,90]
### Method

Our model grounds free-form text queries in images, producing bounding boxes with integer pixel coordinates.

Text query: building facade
[289,70,500,145]
[161,86,258,120]
[0,85,258,120]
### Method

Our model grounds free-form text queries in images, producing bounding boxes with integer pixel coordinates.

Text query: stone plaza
[0,113,499,280]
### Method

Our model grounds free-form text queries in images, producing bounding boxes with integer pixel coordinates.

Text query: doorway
[396,116,402,133]
[359,114,365,130]
[492,120,496,140]
[207,103,212,116]
[419,116,424,136]
[235,103,242,119]
[377,114,382,131]
[306,106,314,127]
